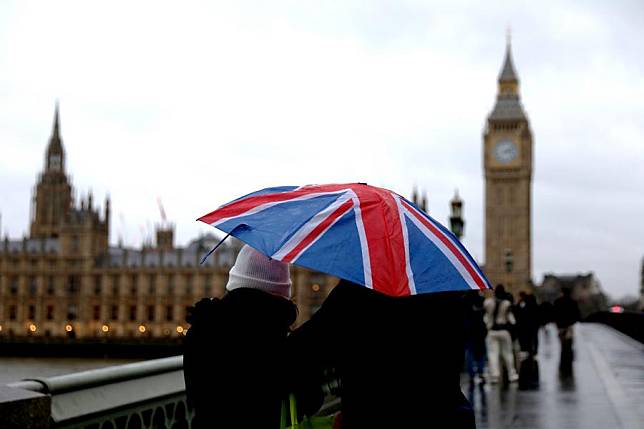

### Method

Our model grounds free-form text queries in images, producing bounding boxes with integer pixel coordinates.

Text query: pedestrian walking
[553,287,581,376]
[484,284,519,383]
[464,292,487,385]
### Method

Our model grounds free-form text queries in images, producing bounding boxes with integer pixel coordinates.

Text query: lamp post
[449,190,464,240]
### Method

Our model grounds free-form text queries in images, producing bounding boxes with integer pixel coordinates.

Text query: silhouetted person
[484,284,518,383]
[183,246,318,429]
[464,292,487,385]
[516,292,540,356]
[553,287,581,376]
[288,279,475,428]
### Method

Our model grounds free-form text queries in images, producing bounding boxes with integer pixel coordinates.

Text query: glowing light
[101,325,109,333]
[610,305,624,314]
[0,325,3,332]
[311,284,320,292]
[176,326,184,334]
[28,324,37,332]
[138,325,146,333]
[65,324,73,332]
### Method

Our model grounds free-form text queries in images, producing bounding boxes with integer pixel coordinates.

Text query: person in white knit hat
[225,245,292,299]
[184,245,320,429]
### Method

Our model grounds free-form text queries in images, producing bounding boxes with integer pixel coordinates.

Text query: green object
[280,393,335,429]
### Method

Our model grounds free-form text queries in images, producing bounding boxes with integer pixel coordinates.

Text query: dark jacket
[183,288,299,429]
[289,280,475,429]
[553,295,581,329]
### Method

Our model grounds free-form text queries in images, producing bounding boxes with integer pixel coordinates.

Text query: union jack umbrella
[198,183,491,296]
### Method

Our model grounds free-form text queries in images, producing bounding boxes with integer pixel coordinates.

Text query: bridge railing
[3,355,339,429]
[6,355,190,429]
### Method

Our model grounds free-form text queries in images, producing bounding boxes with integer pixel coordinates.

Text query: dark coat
[553,295,581,329]
[289,280,475,429]
[183,287,299,429]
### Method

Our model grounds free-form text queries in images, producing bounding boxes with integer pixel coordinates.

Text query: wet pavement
[462,323,644,429]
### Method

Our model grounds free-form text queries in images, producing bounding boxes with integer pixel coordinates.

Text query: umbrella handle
[199,232,231,265]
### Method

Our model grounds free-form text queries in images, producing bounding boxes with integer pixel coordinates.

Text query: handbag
[280,393,335,429]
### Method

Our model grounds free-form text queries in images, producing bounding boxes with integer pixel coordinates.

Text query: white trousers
[486,329,518,379]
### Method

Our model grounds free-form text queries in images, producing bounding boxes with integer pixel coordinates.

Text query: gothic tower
[30,103,73,238]
[483,39,533,294]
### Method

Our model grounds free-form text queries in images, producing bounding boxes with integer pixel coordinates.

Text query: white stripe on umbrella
[394,194,416,295]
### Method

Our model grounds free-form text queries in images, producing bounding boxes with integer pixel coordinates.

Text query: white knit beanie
[225,245,292,299]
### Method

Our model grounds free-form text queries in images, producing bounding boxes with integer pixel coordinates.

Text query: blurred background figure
[484,284,518,383]
[553,287,581,376]
[464,292,487,386]
[515,291,541,389]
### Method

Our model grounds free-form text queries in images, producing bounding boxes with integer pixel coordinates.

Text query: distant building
[537,273,608,319]
[0,105,332,339]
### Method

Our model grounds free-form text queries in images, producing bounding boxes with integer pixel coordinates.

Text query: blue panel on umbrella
[411,206,487,285]
[404,214,467,293]
[294,209,366,287]
[217,193,340,256]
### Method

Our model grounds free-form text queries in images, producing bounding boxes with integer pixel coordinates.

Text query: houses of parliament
[0,106,331,339]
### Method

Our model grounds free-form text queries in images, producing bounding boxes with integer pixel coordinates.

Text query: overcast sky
[1,1,642,299]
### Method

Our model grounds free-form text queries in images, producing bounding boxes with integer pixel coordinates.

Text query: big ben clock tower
[483,38,533,295]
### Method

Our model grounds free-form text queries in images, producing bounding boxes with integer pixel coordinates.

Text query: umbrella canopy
[198,183,491,296]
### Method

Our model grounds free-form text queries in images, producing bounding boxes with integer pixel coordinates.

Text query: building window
[168,275,175,296]
[185,275,193,296]
[147,305,155,322]
[166,305,174,321]
[9,305,17,320]
[10,278,18,296]
[93,305,101,321]
[94,277,102,295]
[112,276,120,296]
[129,305,137,322]
[28,305,36,320]
[111,305,119,321]
[148,275,156,295]
[47,277,55,295]
[67,304,78,321]
[46,305,55,321]
[130,275,138,296]
[71,236,79,253]
[29,277,37,295]
[68,276,80,295]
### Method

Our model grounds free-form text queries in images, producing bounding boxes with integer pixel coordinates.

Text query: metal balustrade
[8,356,192,429]
[5,355,338,429]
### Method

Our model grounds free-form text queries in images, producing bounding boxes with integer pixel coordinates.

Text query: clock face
[493,139,518,163]
[49,154,61,170]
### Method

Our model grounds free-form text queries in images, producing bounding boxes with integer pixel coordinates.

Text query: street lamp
[449,190,464,240]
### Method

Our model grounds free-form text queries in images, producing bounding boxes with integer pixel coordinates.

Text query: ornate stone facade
[0,106,333,339]
[483,40,533,295]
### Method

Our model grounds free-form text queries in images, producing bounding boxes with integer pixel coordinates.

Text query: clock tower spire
[483,38,533,295]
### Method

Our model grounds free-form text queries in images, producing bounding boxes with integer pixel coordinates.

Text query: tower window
[129,305,137,321]
[166,305,174,321]
[29,277,37,295]
[147,305,155,322]
[111,305,119,320]
[9,305,17,320]
[93,305,101,321]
